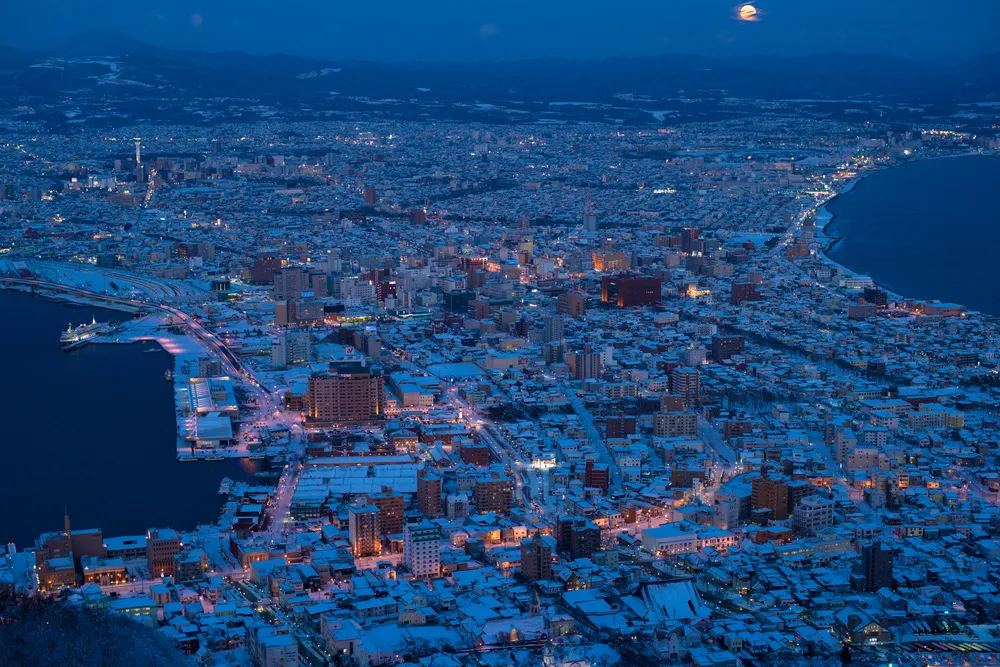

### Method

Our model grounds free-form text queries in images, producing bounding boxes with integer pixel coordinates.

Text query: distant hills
[1,31,997,121]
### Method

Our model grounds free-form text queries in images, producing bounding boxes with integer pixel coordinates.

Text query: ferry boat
[60,317,107,350]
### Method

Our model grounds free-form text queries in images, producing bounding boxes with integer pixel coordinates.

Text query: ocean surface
[0,289,252,549]
[825,154,1000,315]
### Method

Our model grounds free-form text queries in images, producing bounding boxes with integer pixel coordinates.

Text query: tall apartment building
[542,315,565,343]
[369,490,405,535]
[348,505,381,558]
[584,460,610,491]
[306,361,384,424]
[271,330,311,368]
[403,521,441,578]
[417,471,443,517]
[520,535,555,582]
[557,292,585,318]
[474,473,514,515]
[751,474,790,521]
[556,516,601,560]
[570,345,603,380]
[853,541,895,592]
[146,528,182,578]
[669,367,701,405]
[273,267,309,300]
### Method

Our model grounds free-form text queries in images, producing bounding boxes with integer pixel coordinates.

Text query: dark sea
[825,154,1000,315]
[0,289,253,549]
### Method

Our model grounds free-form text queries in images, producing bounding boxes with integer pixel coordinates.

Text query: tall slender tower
[134,139,145,183]
[582,188,598,232]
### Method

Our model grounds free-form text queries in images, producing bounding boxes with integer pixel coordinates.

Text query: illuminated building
[251,253,282,284]
[601,274,661,307]
[348,505,381,558]
[417,471,443,517]
[403,520,440,578]
[520,535,554,582]
[474,472,514,515]
[306,361,384,424]
[146,528,182,578]
[369,490,404,535]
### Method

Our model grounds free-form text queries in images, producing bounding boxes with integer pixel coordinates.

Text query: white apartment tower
[403,520,441,578]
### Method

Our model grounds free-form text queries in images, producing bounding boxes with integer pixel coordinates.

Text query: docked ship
[60,317,107,350]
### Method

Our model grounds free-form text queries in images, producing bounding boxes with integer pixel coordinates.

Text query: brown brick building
[306,361,385,424]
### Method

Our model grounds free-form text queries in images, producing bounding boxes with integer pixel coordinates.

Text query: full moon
[739,4,758,20]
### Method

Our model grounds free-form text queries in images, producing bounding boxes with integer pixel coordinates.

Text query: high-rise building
[376,280,397,302]
[751,474,790,521]
[403,520,441,578]
[348,505,381,558]
[369,490,405,535]
[146,528,181,578]
[570,345,603,380]
[680,228,700,253]
[250,252,281,285]
[542,315,565,343]
[308,270,329,298]
[520,535,555,582]
[592,251,630,273]
[273,267,309,300]
[669,367,700,405]
[417,471,443,517]
[474,473,514,515]
[363,186,377,205]
[557,292,586,317]
[584,460,610,491]
[252,254,282,285]
[306,361,384,424]
[605,416,636,439]
[542,342,565,365]
[409,208,427,225]
[853,541,895,592]
[711,335,745,362]
[446,493,469,519]
[556,517,601,559]
[271,331,311,368]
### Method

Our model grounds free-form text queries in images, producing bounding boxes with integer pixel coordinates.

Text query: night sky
[3,0,998,62]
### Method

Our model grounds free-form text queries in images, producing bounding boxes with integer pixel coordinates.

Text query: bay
[825,154,1000,315]
[0,289,252,549]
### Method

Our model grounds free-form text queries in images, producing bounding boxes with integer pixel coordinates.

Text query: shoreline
[0,288,247,547]
[1,281,256,461]
[814,150,997,305]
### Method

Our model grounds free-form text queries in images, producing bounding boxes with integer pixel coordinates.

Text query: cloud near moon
[734,4,763,22]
